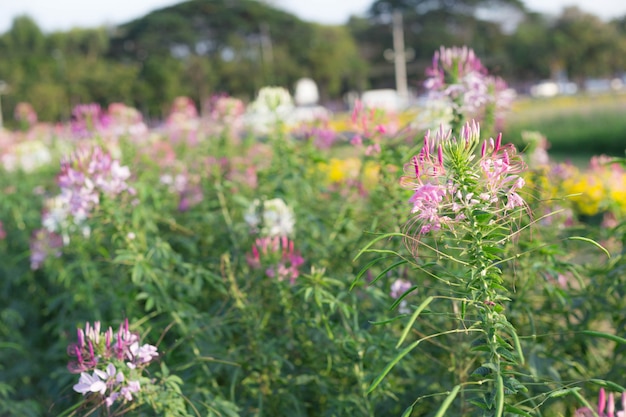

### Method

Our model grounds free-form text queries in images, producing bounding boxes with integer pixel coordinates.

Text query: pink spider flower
[247,236,305,284]
[401,121,526,245]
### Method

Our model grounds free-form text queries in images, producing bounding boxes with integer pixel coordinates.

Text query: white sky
[0,0,625,33]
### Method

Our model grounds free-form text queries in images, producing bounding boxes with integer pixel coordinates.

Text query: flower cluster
[401,121,526,240]
[244,198,304,283]
[248,86,294,115]
[57,146,135,219]
[245,86,295,134]
[576,388,626,417]
[424,46,514,133]
[71,103,110,138]
[107,102,148,138]
[0,138,52,173]
[68,319,158,408]
[159,170,203,212]
[247,235,305,284]
[316,157,380,197]
[349,99,398,155]
[166,96,200,144]
[244,198,295,238]
[14,102,37,129]
[30,146,135,269]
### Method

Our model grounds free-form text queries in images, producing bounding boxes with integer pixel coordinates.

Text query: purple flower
[425,46,489,114]
[68,319,159,409]
[71,103,110,138]
[129,342,159,364]
[29,229,63,270]
[390,279,413,299]
[56,146,135,221]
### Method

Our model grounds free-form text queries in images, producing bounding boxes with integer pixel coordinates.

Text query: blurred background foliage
[2,0,626,122]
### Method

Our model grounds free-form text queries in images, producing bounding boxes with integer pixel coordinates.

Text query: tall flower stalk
[405,121,527,414]
[362,121,529,415]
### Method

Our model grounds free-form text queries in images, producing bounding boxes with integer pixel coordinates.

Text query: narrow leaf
[401,405,414,417]
[495,373,505,417]
[353,232,405,261]
[433,385,461,417]
[367,338,421,394]
[396,296,434,348]
[567,236,610,258]
[582,330,626,345]
[350,256,391,290]
[373,260,408,286]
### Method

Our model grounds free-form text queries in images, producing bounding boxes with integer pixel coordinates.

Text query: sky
[1,0,626,34]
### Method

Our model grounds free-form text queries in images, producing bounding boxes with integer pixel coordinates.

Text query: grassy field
[502,92,626,157]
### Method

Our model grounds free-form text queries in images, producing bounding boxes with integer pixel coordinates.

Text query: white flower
[244,198,295,237]
[73,371,107,395]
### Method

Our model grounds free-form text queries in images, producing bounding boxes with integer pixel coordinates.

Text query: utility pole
[384,11,413,102]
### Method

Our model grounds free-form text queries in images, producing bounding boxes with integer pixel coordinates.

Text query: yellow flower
[562,174,606,216]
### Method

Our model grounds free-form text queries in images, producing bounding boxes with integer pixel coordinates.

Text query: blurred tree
[549,7,626,81]
[109,0,366,105]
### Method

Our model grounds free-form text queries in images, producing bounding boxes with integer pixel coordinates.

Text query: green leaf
[433,385,461,417]
[367,338,421,394]
[372,260,408,286]
[350,256,391,290]
[471,366,492,377]
[504,404,534,417]
[566,236,610,258]
[353,232,405,261]
[401,405,414,417]
[582,330,626,345]
[396,296,434,348]
[589,379,626,392]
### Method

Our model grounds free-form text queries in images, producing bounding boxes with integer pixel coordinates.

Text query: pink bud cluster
[402,121,526,238]
[575,388,626,417]
[479,133,526,210]
[68,319,159,408]
[247,236,305,284]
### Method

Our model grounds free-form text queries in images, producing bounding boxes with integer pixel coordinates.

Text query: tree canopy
[1,0,626,122]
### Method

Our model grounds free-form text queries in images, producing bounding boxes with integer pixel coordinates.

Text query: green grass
[503,92,626,157]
